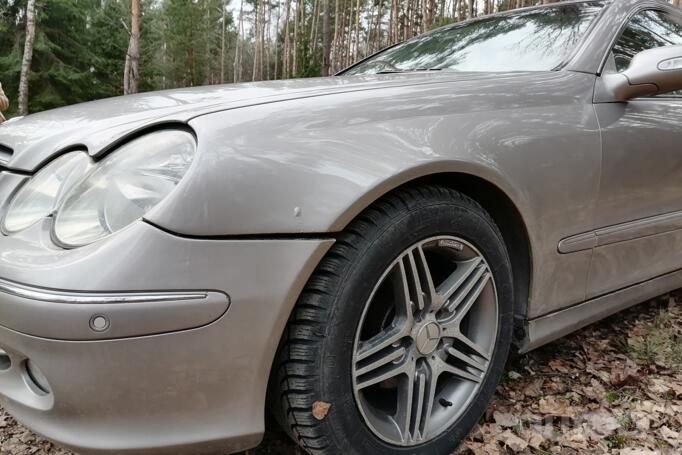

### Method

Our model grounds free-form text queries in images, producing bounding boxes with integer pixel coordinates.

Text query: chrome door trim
[557,232,597,253]
[558,208,682,253]
[595,210,682,246]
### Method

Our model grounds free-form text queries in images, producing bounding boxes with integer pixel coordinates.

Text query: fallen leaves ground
[0,295,680,455]
[459,293,682,455]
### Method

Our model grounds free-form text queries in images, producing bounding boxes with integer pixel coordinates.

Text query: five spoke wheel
[352,236,498,446]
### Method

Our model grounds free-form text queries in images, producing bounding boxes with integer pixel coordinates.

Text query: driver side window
[609,9,682,96]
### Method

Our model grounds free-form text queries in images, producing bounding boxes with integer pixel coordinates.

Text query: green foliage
[0,0,353,114]
[141,0,232,88]
[163,0,205,86]
[0,0,28,115]
[629,306,682,368]
[0,0,129,115]
[5,0,586,114]
[0,0,236,114]
[617,414,634,431]
[39,1,104,109]
[297,35,320,77]
[605,390,620,405]
[604,433,629,449]
[89,0,130,99]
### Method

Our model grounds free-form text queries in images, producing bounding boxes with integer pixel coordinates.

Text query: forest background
[1,0,681,117]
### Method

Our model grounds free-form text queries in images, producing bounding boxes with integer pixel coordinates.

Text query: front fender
[145,71,602,318]
[148,72,597,239]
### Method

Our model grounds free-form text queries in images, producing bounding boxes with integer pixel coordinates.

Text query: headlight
[53,130,195,247]
[1,152,92,234]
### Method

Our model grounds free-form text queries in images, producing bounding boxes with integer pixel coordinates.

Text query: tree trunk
[283,0,292,77]
[331,0,340,72]
[372,0,383,53]
[390,0,398,43]
[234,0,244,82]
[124,0,141,95]
[18,0,37,115]
[266,1,273,80]
[353,0,361,61]
[336,0,343,67]
[322,0,331,75]
[260,0,266,79]
[343,0,350,67]
[310,0,320,58]
[203,0,211,85]
[293,0,300,76]
[274,0,282,79]
[404,0,410,40]
[252,0,261,81]
[312,0,321,58]
[258,0,265,80]
[424,0,435,30]
[364,0,373,56]
[220,0,227,84]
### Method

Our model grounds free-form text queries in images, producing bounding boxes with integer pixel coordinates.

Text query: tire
[270,185,514,455]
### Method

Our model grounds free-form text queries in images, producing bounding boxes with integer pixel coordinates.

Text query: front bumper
[0,221,333,454]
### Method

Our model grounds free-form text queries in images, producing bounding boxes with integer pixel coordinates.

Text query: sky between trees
[0,0,680,117]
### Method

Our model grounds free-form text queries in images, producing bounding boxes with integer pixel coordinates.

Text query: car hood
[0,72,524,172]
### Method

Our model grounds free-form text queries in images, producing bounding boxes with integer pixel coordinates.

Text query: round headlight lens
[2,152,92,234]
[53,130,195,247]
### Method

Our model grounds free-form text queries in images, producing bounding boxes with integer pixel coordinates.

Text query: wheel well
[265,172,533,422]
[391,173,532,335]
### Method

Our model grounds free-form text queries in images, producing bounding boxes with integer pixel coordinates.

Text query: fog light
[0,350,10,371]
[23,360,51,395]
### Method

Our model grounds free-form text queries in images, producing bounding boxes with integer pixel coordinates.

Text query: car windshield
[344,2,604,75]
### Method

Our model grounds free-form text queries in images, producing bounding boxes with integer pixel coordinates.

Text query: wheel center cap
[415,321,441,355]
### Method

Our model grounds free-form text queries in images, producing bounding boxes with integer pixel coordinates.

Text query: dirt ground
[1,295,680,455]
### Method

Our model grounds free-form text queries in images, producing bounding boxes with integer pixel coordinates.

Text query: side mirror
[596,45,682,102]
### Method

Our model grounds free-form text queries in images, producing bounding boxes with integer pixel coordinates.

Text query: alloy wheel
[352,235,498,446]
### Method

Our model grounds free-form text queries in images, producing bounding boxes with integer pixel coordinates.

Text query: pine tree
[20,0,103,112]
[90,0,129,99]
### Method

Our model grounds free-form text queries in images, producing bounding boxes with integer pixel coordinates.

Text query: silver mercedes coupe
[0,0,680,454]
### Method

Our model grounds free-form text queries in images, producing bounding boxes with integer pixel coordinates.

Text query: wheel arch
[336,171,533,335]
[267,173,531,450]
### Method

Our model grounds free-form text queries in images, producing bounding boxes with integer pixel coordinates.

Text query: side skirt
[521,269,682,353]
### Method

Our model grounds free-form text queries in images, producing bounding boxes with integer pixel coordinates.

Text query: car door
[589,6,682,298]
